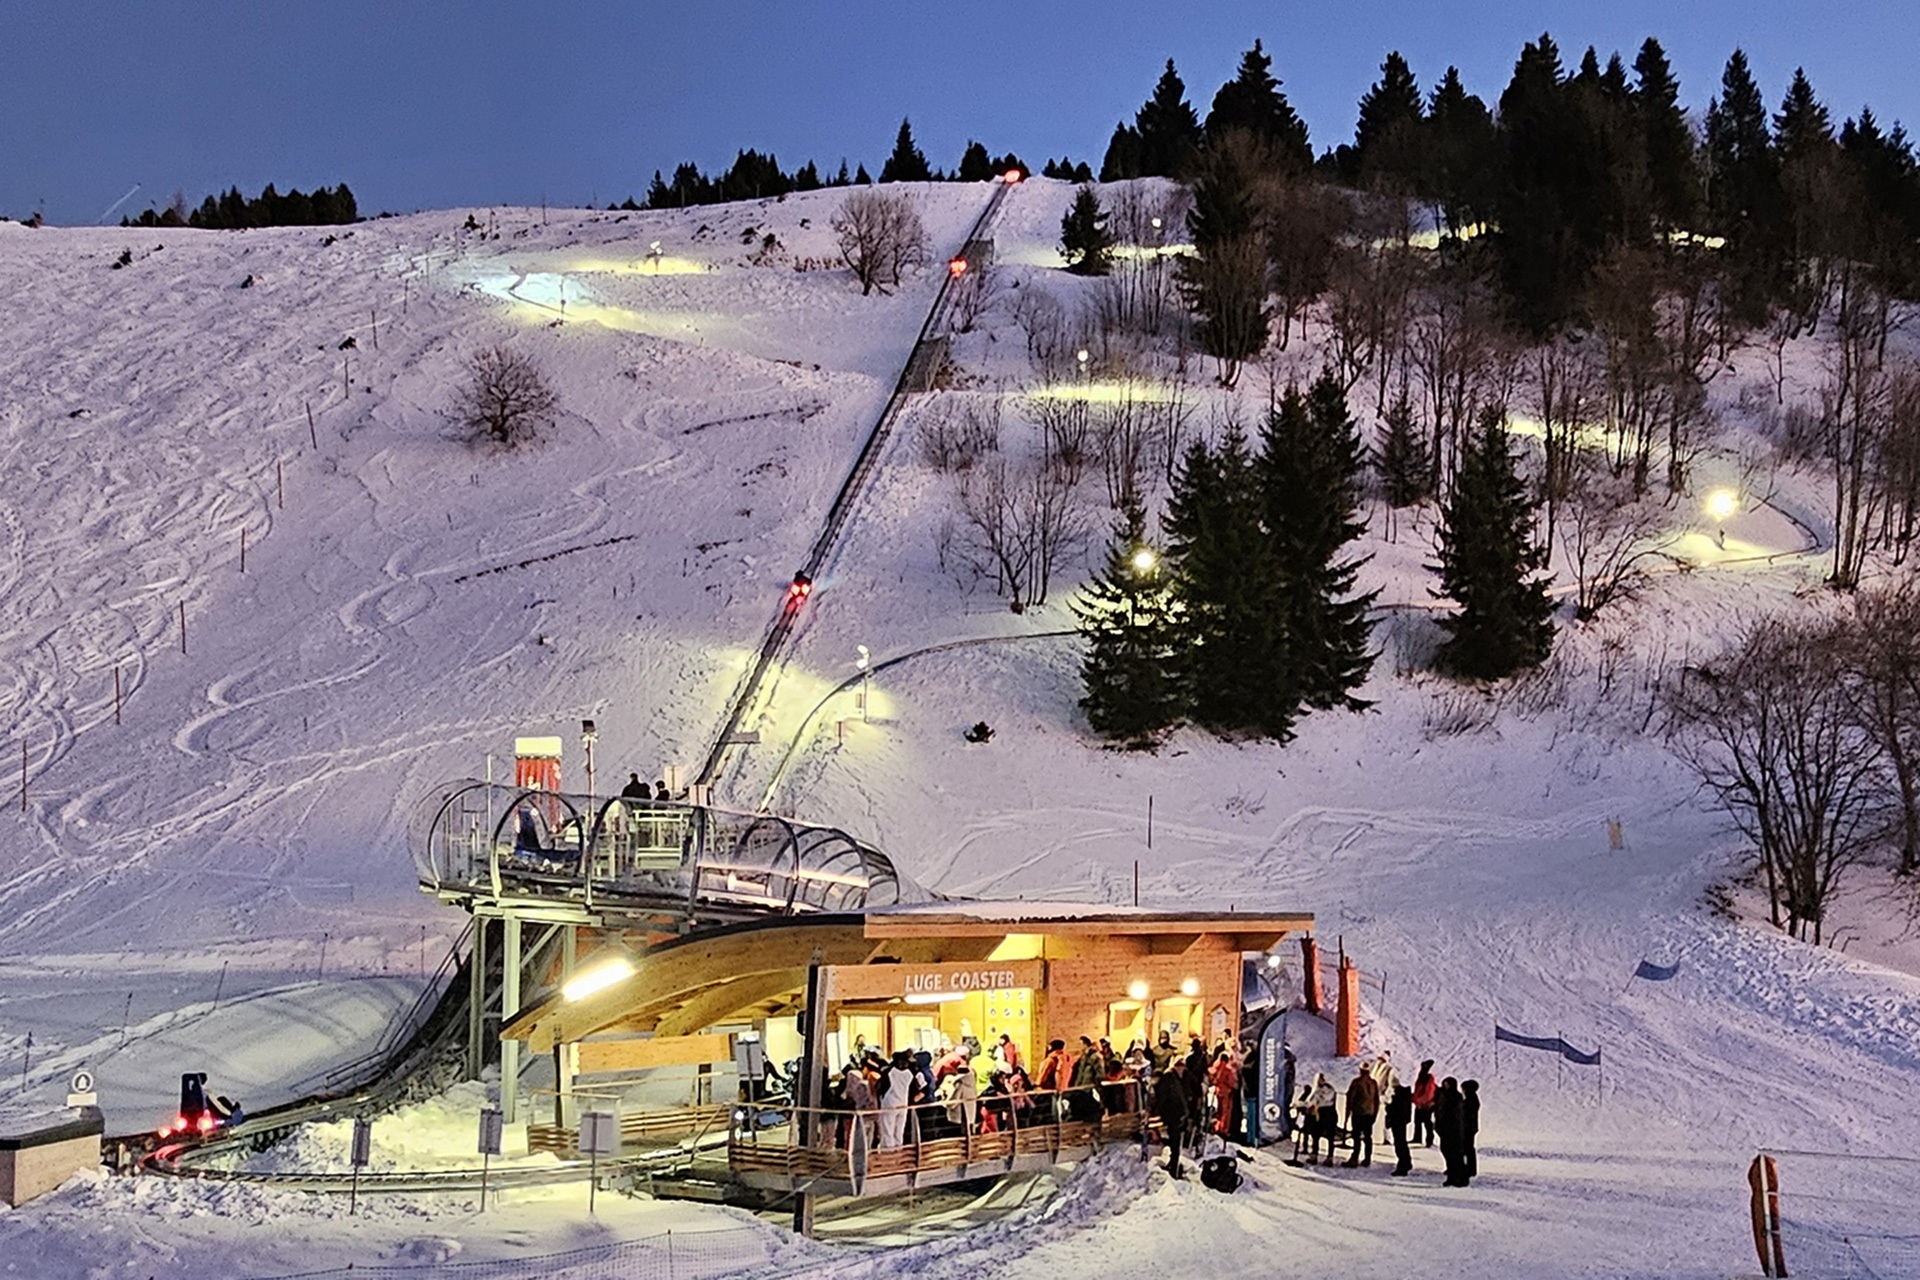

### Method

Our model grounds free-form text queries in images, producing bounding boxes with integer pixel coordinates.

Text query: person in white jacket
[1298,1071,1339,1165]
[879,1050,916,1149]
[944,1061,979,1134]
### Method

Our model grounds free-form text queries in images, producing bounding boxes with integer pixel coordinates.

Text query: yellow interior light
[563,953,637,1003]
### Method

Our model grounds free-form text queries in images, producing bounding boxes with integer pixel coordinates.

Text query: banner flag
[1494,1024,1601,1067]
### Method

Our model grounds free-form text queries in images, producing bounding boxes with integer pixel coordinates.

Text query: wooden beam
[655,969,809,1037]
[578,1033,733,1074]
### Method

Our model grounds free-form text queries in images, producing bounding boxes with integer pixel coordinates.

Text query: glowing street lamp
[1130,546,1158,575]
[563,947,638,1003]
[1705,488,1739,522]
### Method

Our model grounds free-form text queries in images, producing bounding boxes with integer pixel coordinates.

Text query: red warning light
[788,572,813,604]
[948,258,968,278]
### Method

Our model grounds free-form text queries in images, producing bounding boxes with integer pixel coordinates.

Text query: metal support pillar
[466,918,489,1080]
[562,924,577,979]
[500,914,523,1124]
[792,952,826,1238]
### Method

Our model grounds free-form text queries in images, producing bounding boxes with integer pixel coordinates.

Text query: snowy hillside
[0,179,1916,1279]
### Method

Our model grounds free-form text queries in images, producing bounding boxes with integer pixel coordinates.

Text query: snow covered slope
[0,179,1915,1279]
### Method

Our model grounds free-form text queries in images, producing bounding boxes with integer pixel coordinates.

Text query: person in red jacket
[1208,1048,1240,1136]
[1034,1039,1071,1121]
[1412,1059,1438,1147]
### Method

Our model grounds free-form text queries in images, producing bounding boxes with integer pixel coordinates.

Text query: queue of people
[1291,1053,1482,1186]
[820,1028,1251,1163]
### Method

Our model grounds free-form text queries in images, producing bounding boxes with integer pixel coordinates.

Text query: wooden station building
[502,904,1312,1210]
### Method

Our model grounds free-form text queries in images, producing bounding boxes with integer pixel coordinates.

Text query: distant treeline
[628,120,1090,210]
[123,182,359,229]
[1099,36,1920,329]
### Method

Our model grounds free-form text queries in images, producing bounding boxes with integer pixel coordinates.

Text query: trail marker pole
[306,402,317,450]
[19,741,26,811]
[477,1106,503,1212]
[114,666,122,725]
[276,459,284,510]
[348,1118,371,1215]
[179,602,187,654]
[1147,795,1153,850]
[240,527,247,573]
[1133,860,1139,907]
[19,1032,31,1087]
[119,992,133,1047]
[212,961,229,1013]
[318,932,329,981]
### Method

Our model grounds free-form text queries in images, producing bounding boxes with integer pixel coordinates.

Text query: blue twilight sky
[4,1,1913,224]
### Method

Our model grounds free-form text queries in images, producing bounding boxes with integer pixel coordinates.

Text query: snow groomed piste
[133,178,1020,1199]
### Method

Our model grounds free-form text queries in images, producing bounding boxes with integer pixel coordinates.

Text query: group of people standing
[1293,1054,1481,1187]
[830,1031,1039,1149]
[825,1028,1247,1172]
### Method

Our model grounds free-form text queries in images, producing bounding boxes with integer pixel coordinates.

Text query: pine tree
[1178,143,1269,385]
[957,141,994,182]
[794,161,823,191]
[1076,504,1182,744]
[1431,409,1556,680]
[1706,49,1784,312]
[854,163,873,185]
[1425,67,1497,235]
[1167,430,1295,740]
[1262,375,1378,711]
[1495,32,1614,332]
[1377,382,1429,508]
[880,119,932,183]
[1203,40,1311,172]
[1136,59,1203,178]
[833,160,852,186]
[1353,51,1424,190]
[1101,123,1144,181]
[1060,185,1115,275]
[1632,38,1697,233]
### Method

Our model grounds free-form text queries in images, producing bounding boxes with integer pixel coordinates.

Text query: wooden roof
[502,909,1311,1052]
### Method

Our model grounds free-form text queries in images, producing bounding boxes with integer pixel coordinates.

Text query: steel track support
[500,913,523,1124]
[466,917,489,1080]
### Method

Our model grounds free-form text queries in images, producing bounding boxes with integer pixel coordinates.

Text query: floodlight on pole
[1705,488,1739,522]
[1130,546,1158,575]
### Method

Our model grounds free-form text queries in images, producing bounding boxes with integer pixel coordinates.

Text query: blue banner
[1495,1025,1601,1067]
[1253,1012,1293,1145]
[1633,959,1681,982]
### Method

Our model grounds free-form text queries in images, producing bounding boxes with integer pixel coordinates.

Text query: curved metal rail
[412,778,921,916]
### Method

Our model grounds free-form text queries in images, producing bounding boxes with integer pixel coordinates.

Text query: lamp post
[581,719,597,806]
[856,645,870,721]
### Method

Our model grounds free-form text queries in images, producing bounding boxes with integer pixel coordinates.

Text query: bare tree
[1557,459,1674,620]
[917,397,1001,472]
[1842,585,1920,878]
[832,189,929,296]
[1820,264,1897,588]
[1262,178,1348,349]
[953,452,1090,609]
[1407,275,1497,491]
[1666,617,1887,944]
[1587,245,1670,494]
[1532,333,1601,551]
[451,345,559,448]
